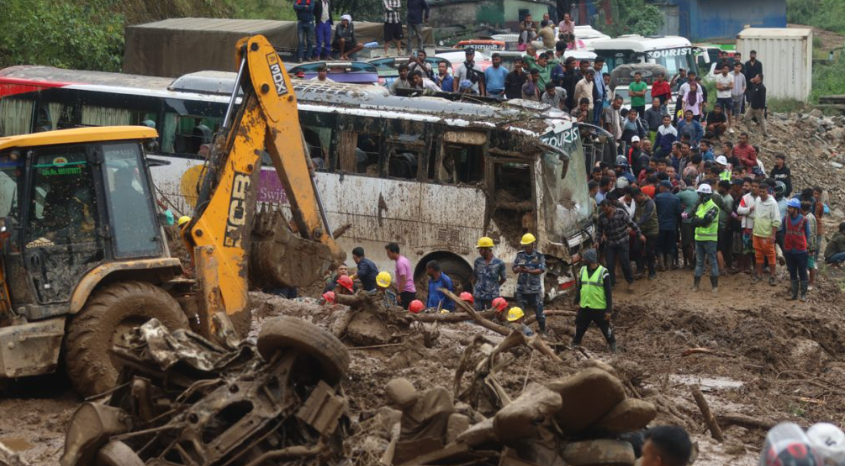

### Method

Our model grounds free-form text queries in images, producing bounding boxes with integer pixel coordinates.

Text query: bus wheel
[65,281,189,397]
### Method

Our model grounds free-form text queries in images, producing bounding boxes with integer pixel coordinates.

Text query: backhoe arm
[186,35,344,336]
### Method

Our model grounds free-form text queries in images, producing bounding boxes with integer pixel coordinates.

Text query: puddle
[668,374,745,390]
[0,437,33,452]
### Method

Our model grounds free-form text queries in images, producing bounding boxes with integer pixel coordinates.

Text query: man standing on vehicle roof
[293,0,315,63]
[558,12,574,41]
[592,57,606,125]
[385,242,417,309]
[453,48,484,95]
[473,237,506,311]
[383,0,403,56]
[406,0,429,56]
[513,233,546,333]
[312,0,333,60]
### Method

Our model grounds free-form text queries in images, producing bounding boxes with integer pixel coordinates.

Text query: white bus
[590,35,700,78]
[0,66,616,301]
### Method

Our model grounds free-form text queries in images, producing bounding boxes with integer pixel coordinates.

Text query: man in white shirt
[715,63,735,126]
[309,65,336,83]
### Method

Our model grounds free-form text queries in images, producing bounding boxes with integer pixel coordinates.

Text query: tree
[597,0,664,37]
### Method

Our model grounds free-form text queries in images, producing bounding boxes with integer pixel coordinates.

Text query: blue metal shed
[658,0,787,42]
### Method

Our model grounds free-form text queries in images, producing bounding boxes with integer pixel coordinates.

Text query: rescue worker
[375,271,397,308]
[177,215,191,230]
[572,249,617,353]
[512,233,546,333]
[335,275,355,296]
[506,307,534,337]
[425,260,455,312]
[780,198,810,301]
[352,247,379,292]
[472,237,506,311]
[688,183,721,293]
[459,291,475,307]
[324,263,350,292]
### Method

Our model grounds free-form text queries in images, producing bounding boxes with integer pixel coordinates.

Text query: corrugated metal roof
[130,17,287,33]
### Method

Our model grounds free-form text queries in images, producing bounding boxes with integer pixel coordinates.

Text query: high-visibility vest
[719,170,731,181]
[694,199,719,242]
[784,215,807,251]
[579,265,607,310]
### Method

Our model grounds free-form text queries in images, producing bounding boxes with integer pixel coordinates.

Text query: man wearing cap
[473,237,506,311]
[572,249,617,352]
[687,183,721,293]
[453,48,484,95]
[596,197,643,291]
[512,233,546,333]
[333,15,364,60]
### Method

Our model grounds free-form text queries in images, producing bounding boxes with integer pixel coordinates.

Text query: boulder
[788,338,825,373]
[589,398,657,434]
[546,368,626,434]
[493,382,562,441]
[578,359,620,379]
[446,413,470,443]
[561,439,636,466]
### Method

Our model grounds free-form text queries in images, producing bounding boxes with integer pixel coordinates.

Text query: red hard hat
[492,297,508,312]
[460,292,474,303]
[337,275,354,292]
[408,299,425,314]
[322,291,336,303]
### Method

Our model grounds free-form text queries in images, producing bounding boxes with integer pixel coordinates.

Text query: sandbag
[546,368,626,434]
[493,382,562,442]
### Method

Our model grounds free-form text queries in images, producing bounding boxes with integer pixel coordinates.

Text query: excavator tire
[65,281,189,397]
[257,316,350,385]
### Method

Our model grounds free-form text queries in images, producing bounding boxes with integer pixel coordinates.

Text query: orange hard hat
[460,292,474,304]
[322,291,336,303]
[337,275,354,292]
[408,299,425,314]
[492,297,508,312]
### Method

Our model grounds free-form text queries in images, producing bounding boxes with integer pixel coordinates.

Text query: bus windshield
[540,127,591,244]
[644,47,695,77]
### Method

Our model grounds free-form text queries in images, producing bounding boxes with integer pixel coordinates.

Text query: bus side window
[439,131,486,184]
[0,98,35,136]
[161,113,222,155]
[35,102,75,132]
[386,134,423,180]
[303,125,331,170]
[335,131,380,176]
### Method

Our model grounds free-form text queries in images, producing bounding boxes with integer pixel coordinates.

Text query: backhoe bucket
[250,208,344,289]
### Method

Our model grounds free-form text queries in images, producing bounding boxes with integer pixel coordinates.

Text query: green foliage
[598,0,664,37]
[810,49,845,103]
[222,0,297,20]
[767,98,806,113]
[787,0,844,33]
[0,0,124,71]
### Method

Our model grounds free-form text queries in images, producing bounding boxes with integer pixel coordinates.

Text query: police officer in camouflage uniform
[472,236,506,311]
[512,233,546,333]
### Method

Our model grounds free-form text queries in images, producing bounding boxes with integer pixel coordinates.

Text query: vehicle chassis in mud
[60,316,350,466]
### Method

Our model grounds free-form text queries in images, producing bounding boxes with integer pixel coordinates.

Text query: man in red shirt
[651,73,671,107]
[732,132,757,169]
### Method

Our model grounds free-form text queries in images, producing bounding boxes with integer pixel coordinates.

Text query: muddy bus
[0,66,615,301]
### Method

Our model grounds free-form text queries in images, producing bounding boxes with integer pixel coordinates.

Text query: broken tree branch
[716,413,778,430]
[440,289,561,362]
[412,310,497,323]
[691,385,725,442]
[681,347,716,357]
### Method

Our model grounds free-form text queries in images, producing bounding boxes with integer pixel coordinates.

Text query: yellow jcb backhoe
[0,35,344,397]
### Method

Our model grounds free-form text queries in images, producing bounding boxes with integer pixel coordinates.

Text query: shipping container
[736,27,812,101]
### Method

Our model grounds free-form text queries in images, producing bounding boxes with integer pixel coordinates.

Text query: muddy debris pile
[762,110,845,198]
[59,314,352,466]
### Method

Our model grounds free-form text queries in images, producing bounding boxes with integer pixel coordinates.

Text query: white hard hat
[715,155,727,166]
[616,176,630,189]
[697,184,713,194]
[631,135,641,143]
[806,423,845,463]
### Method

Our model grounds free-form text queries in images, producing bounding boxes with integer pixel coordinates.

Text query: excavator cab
[0,127,188,396]
[0,128,168,313]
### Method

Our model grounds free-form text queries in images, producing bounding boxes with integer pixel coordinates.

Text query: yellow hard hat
[507,307,524,322]
[376,271,392,288]
[520,233,536,245]
[476,237,495,249]
[178,216,191,227]
[440,309,450,314]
